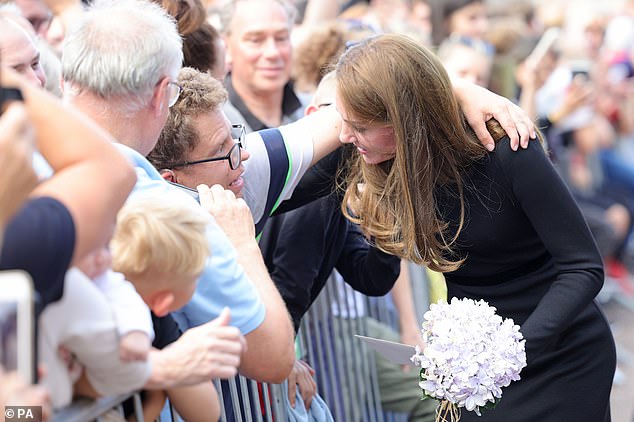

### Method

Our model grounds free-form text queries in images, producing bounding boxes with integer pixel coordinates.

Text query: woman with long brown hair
[335,33,615,421]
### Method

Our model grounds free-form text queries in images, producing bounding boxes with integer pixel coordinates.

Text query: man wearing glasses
[150,66,327,236]
[155,117,249,200]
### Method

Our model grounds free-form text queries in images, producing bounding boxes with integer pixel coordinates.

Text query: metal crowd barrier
[51,263,432,422]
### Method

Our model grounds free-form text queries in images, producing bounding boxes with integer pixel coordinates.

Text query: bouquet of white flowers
[410,298,527,421]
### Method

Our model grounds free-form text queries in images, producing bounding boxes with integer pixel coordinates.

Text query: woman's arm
[451,77,536,152]
[496,140,604,363]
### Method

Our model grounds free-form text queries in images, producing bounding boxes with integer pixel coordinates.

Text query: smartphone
[167,181,200,202]
[0,87,23,111]
[0,271,35,383]
[570,59,591,81]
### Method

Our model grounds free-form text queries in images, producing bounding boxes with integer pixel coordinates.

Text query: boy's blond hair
[111,194,211,279]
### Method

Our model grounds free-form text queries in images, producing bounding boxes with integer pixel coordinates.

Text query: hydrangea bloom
[410,298,526,418]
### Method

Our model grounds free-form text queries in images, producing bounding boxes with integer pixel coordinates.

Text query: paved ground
[602,288,634,422]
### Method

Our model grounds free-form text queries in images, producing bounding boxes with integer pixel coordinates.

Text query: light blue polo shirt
[116,144,265,334]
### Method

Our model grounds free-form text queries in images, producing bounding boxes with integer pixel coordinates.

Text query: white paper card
[355,334,417,366]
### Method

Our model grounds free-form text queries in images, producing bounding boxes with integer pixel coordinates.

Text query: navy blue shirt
[260,191,400,333]
[1,197,75,313]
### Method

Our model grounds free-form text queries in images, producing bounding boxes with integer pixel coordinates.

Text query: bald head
[0,16,46,87]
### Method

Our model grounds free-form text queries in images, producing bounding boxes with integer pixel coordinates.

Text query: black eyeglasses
[167,124,246,170]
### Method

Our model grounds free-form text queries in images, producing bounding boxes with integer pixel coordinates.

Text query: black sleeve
[335,221,401,296]
[151,312,182,349]
[261,192,401,332]
[495,138,604,361]
[259,208,327,332]
[273,148,343,215]
[0,197,75,311]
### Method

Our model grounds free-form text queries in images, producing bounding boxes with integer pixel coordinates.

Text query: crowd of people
[0,0,632,421]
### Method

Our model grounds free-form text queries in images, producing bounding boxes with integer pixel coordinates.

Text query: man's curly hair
[148,67,228,170]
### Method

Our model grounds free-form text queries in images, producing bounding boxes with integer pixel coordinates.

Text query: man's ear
[147,290,175,317]
[160,169,177,182]
[150,77,169,117]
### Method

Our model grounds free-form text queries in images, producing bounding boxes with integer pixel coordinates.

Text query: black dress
[438,139,615,422]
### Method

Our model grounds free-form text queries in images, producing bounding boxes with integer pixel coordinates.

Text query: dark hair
[292,21,348,93]
[440,0,482,20]
[152,0,205,35]
[429,0,483,46]
[183,22,221,74]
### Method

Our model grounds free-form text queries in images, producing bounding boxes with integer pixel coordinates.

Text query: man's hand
[0,103,38,227]
[0,367,51,421]
[452,78,536,151]
[287,359,317,410]
[198,184,255,248]
[399,325,425,373]
[549,76,594,125]
[148,308,246,389]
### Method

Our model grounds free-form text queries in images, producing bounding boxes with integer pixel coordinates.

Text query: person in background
[0,13,47,88]
[218,0,305,131]
[429,0,492,52]
[437,36,493,88]
[183,21,227,80]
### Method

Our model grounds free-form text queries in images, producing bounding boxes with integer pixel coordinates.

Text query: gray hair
[216,0,296,35]
[0,3,24,18]
[62,0,183,109]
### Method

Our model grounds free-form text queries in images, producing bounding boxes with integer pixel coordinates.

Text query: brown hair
[335,34,500,272]
[429,0,484,46]
[183,22,221,74]
[292,21,348,94]
[148,67,227,169]
[153,0,205,35]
